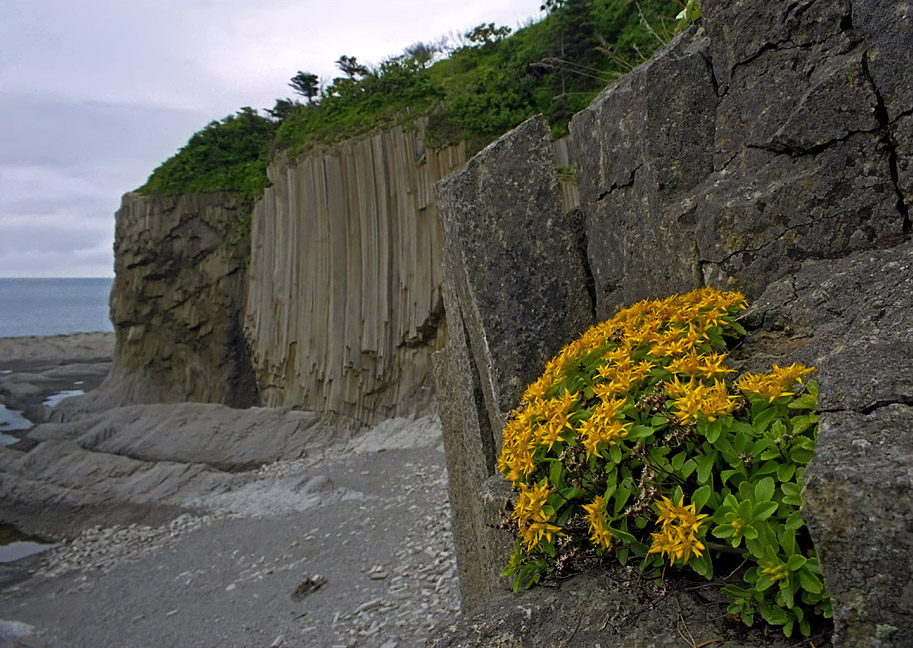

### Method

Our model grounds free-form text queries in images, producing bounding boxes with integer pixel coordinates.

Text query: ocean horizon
[0,277,114,338]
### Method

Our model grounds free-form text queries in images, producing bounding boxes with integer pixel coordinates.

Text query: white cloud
[0,0,541,277]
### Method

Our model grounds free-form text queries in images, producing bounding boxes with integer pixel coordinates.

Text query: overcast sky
[0,1,539,278]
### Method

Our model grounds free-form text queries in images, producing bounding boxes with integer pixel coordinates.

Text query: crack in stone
[842,0,854,31]
[819,398,913,416]
[726,2,858,85]
[707,216,818,268]
[744,126,879,158]
[574,212,598,320]
[728,41,781,80]
[595,163,643,202]
[698,50,721,98]
[861,52,912,234]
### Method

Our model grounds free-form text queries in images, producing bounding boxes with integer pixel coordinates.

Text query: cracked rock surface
[569,0,911,317]
[739,243,913,647]
[435,0,913,644]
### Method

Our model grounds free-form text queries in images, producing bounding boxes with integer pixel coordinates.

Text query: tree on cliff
[267,98,300,121]
[465,23,512,48]
[404,41,440,67]
[289,71,320,103]
[336,55,369,79]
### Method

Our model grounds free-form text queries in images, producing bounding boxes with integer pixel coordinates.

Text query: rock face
[433,0,913,645]
[244,124,465,424]
[571,8,907,318]
[106,192,258,408]
[434,117,594,609]
[737,244,913,647]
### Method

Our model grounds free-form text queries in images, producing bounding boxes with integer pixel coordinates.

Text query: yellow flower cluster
[512,482,562,550]
[498,391,576,484]
[647,495,708,565]
[578,397,630,460]
[735,363,815,402]
[582,495,614,549]
[665,375,737,423]
[498,288,747,488]
[666,350,733,379]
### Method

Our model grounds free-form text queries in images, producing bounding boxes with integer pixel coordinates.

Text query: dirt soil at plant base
[0,335,460,648]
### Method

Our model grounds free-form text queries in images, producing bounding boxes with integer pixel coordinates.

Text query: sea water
[0,277,114,338]
[0,277,114,442]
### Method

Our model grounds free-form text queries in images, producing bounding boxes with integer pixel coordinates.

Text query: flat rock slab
[0,333,114,427]
[27,402,339,471]
[0,406,433,539]
[0,333,114,364]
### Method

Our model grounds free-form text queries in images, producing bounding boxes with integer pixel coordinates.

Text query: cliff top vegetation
[138,0,686,199]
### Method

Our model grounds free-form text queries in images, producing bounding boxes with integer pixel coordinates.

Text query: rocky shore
[0,332,113,427]
[0,334,460,648]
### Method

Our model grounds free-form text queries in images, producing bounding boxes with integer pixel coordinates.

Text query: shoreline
[0,332,114,430]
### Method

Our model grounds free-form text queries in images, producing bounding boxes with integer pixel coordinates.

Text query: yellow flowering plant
[498,288,831,638]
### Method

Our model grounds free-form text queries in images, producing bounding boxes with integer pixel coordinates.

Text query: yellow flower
[649,331,692,358]
[736,363,815,402]
[669,378,736,423]
[578,417,631,460]
[519,520,563,551]
[648,495,709,565]
[513,481,552,525]
[513,482,563,550]
[522,374,553,402]
[667,351,734,379]
[531,391,575,451]
[582,495,614,550]
[498,417,538,485]
[760,561,790,582]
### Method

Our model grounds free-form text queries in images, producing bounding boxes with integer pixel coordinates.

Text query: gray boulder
[434,116,594,608]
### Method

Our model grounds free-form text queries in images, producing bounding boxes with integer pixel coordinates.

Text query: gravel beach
[0,334,462,648]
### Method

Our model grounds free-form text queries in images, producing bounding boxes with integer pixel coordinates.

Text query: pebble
[318,459,461,647]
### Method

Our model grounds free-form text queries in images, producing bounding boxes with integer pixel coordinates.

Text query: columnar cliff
[244,124,466,423]
[106,192,258,408]
[103,126,578,424]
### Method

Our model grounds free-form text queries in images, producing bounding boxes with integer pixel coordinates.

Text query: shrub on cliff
[274,55,446,158]
[499,288,831,639]
[140,0,685,198]
[139,107,277,199]
[425,0,682,148]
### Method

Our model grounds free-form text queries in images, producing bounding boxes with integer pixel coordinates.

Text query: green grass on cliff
[138,0,682,198]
